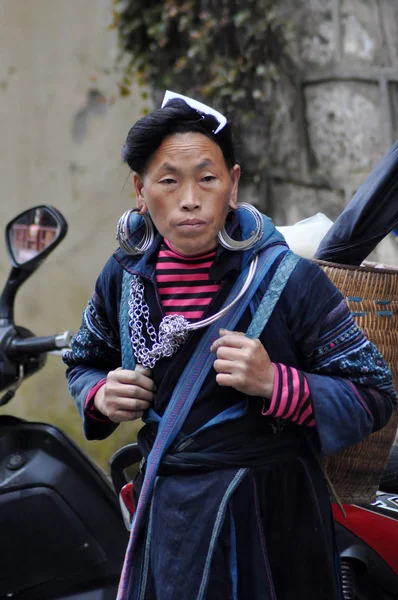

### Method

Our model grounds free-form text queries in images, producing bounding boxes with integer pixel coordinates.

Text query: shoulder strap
[120,270,136,370]
[246,251,300,338]
[117,247,300,596]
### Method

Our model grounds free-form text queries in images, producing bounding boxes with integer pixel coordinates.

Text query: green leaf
[111,0,296,183]
[233,10,250,27]
[119,83,131,97]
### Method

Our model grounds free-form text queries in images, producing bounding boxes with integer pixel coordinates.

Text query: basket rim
[313,259,398,276]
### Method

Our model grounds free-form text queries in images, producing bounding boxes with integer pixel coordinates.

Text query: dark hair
[121,98,236,174]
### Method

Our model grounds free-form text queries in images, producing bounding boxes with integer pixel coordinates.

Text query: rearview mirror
[6,206,67,268]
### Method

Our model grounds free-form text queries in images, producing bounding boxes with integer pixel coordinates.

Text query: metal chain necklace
[128,255,258,369]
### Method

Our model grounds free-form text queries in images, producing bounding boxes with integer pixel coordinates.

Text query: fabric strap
[120,269,136,370]
[246,252,300,338]
[117,247,300,600]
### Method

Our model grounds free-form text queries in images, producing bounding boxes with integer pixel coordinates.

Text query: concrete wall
[0,0,146,466]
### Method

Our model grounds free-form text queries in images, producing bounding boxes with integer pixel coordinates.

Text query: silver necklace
[128,255,258,369]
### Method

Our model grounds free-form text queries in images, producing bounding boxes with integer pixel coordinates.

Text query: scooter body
[333,449,398,600]
[0,416,128,599]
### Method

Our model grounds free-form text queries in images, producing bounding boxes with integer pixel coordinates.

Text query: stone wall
[246,0,398,264]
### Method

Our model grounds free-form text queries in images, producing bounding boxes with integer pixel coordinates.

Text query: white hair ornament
[161,90,227,134]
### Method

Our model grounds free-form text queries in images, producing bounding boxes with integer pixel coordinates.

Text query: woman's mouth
[178,219,207,229]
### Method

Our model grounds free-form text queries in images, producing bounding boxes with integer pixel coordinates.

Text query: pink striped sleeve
[262,364,315,428]
[84,379,110,422]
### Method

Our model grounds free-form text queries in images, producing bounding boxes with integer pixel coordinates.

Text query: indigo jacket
[64,211,396,600]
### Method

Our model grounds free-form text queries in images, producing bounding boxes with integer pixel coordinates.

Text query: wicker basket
[314,260,398,505]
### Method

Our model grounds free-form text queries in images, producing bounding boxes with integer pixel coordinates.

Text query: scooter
[333,460,398,600]
[0,206,128,600]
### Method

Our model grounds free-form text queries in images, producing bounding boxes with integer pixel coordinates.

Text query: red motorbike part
[333,503,398,574]
[119,481,135,531]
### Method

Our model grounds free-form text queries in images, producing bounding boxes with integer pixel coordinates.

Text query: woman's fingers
[210,330,249,353]
[103,366,156,422]
[106,395,152,422]
[135,364,152,377]
[109,409,145,423]
[106,377,154,402]
[215,373,239,388]
[214,346,245,362]
[112,396,152,413]
[116,383,154,402]
[214,358,241,374]
[219,328,245,337]
[113,367,156,391]
[211,330,274,397]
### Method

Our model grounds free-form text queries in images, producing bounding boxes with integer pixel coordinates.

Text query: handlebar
[7,331,73,357]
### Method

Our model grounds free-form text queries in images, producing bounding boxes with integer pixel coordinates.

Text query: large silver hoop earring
[217,203,264,251]
[116,209,155,255]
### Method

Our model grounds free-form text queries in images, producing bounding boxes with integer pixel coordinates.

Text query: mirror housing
[0,206,68,324]
[5,206,67,269]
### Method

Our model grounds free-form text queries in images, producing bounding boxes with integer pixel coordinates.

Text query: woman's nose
[180,184,200,210]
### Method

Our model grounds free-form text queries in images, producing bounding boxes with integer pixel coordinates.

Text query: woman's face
[133,132,240,256]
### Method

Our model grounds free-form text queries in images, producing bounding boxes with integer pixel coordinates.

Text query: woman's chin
[169,236,218,256]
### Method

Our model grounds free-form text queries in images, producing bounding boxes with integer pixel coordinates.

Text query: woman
[64,92,396,600]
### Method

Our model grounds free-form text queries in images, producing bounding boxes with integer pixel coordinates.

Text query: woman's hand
[94,365,156,422]
[210,329,275,399]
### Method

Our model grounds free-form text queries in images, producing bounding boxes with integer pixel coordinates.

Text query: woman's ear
[133,173,148,214]
[228,164,241,210]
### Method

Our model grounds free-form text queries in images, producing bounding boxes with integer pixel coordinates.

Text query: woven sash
[117,247,300,599]
[246,252,301,338]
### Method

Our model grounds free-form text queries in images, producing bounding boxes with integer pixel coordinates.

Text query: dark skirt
[127,427,343,600]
